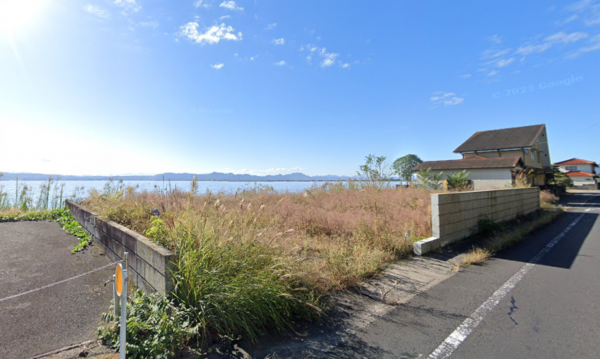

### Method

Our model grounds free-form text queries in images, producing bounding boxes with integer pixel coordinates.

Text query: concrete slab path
[0,221,114,359]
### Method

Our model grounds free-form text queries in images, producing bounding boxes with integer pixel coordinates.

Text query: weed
[458,247,491,267]
[540,190,559,209]
[477,217,504,237]
[98,290,194,359]
[83,181,432,347]
[456,209,563,268]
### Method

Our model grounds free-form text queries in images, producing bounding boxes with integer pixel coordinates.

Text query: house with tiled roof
[413,124,552,190]
[554,158,598,189]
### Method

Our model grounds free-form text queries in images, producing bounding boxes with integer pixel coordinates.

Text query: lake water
[0,180,323,204]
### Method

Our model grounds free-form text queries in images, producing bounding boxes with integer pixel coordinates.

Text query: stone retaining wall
[66,200,175,295]
[414,187,540,255]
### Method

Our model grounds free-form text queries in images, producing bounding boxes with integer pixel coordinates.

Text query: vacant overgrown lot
[83,182,431,346]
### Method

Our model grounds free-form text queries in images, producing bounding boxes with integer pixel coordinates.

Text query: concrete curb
[415,188,540,256]
[66,200,175,295]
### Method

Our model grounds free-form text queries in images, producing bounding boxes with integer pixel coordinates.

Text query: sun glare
[0,0,47,33]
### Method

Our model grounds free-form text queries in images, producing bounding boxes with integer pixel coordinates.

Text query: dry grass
[456,247,491,268]
[83,184,431,292]
[455,208,563,269]
[84,182,432,345]
[540,189,560,209]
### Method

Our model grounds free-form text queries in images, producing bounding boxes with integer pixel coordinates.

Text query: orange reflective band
[115,264,123,296]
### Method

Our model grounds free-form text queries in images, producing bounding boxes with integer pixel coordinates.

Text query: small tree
[357,154,393,188]
[392,154,423,186]
[547,165,573,188]
[416,168,444,189]
[446,170,471,191]
[513,169,535,188]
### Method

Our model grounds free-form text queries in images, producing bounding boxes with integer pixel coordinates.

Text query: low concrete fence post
[66,200,175,295]
[414,187,540,255]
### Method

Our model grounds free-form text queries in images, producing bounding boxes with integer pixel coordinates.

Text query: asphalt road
[330,191,600,358]
[0,221,114,359]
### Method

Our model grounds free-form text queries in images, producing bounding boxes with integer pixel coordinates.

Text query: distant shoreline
[1,172,393,182]
[1,179,402,182]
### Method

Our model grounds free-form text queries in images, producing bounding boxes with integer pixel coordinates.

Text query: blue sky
[1,0,599,176]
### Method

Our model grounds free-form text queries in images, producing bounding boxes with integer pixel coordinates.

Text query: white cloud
[487,70,499,77]
[571,34,600,56]
[516,31,588,56]
[113,0,141,13]
[461,74,472,78]
[320,50,338,68]
[211,63,224,69]
[430,92,464,107]
[495,57,515,67]
[264,23,277,30]
[179,22,242,45]
[301,45,340,68]
[481,48,511,59]
[84,5,110,19]
[488,34,503,44]
[340,63,350,68]
[272,38,285,45]
[565,0,600,26]
[138,20,158,28]
[219,15,231,20]
[273,60,286,66]
[515,43,552,56]
[250,55,258,61]
[546,31,588,43]
[220,1,244,11]
[557,14,579,25]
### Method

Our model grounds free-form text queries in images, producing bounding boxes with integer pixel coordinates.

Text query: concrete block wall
[66,200,175,295]
[414,188,540,255]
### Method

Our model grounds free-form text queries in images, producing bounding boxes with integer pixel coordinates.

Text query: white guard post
[113,274,120,316]
[116,252,129,359]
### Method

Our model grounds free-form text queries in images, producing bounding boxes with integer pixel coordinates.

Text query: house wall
[421,168,513,190]
[460,127,551,171]
[558,164,595,173]
[464,149,544,169]
[66,200,175,295]
[413,187,540,255]
[571,177,598,187]
[534,127,552,168]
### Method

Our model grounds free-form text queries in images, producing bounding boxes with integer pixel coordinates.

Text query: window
[565,166,577,171]
[531,150,536,162]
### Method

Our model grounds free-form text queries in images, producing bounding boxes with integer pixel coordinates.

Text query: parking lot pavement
[0,221,114,359]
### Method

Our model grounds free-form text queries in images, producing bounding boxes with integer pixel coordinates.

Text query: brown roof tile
[413,156,523,171]
[454,124,545,153]
[555,158,598,166]
[566,171,597,178]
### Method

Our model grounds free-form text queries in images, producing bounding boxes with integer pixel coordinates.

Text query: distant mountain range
[0,172,357,182]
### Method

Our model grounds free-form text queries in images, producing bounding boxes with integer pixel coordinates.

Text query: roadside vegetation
[0,174,92,252]
[89,165,432,355]
[455,190,562,269]
[2,162,568,357]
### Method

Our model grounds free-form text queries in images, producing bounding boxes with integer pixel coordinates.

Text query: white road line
[427,212,586,359]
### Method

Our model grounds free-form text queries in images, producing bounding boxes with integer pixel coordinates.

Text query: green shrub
[477,217,503,237]
[98,290,194,359]
[171,217,324,345]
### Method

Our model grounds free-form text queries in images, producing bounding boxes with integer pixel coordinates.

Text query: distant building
[413,156,525,190]
[413,124,553,190]
[554,158,598,189]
